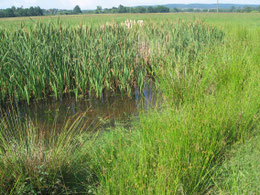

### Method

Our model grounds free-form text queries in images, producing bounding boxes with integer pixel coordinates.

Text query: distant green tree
[5,8,15,17]
[73,5,82,14]
[16,7,27,16]
[243,6,252,13]
[186,8,194,12]
[48,9,58,15]
[134,6,146,13]
[111,7,118,13]
[34,6,43,16]
[118,5,127,13]
[126,7,132,13]
[11,6,16,13]
[231,6,236,12]
[96,6,102,14]
[147,6,155,13]
[28,7,36,15]
[155,6,170,13]
[172,8,179,13]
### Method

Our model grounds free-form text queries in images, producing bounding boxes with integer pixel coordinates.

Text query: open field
[0,13,260,28]
[0,13,259,194]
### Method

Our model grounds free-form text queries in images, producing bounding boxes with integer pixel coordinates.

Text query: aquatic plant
[0,14,259,194]
[0,20,223,104]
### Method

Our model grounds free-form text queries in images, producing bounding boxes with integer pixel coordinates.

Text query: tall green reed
[0,20,223,104]
[0,19,259,194]
[84,24,260,194]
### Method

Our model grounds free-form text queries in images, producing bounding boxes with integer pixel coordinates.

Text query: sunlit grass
[0,13,259,194]
[211,134,260,194]
[0,19,223,104]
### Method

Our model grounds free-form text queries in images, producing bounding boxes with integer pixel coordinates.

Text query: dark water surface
[1,84,158,130]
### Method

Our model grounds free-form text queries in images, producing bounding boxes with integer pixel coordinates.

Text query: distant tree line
[170,6,260,13]
[0,5,82,18]
[0,4,259,18]
[99,5,170,14]
[0,6,43,18]
[225,6,260,13]
[92,5,260,14]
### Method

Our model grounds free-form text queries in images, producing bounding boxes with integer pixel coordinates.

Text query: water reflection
[1,86,158,130]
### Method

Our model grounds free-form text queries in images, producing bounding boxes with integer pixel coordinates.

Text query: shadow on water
[1,84,159,131]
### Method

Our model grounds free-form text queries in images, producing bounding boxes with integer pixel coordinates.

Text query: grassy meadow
[0,13,260,194]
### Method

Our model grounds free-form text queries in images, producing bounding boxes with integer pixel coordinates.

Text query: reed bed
[1,15,259,194]
[0,20,223,104]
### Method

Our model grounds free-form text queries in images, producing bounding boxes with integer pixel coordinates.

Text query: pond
[1,84,158,131]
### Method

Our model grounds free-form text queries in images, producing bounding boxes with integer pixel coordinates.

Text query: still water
[2,84,158,130]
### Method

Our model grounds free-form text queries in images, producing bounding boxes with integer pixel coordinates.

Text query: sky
[0,0,259,10]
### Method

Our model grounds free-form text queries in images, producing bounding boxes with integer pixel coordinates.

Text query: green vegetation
[100,5,170,14]
[212,134,260,194]
[0,19,222,104]
[1,13,259,30]
[94,4,260,14]
[0,5,170,18]
[73,5,82,14]
[0,113,100,194]
[0,13,259,194]
[1,4,259,18]
[0,6,43,18]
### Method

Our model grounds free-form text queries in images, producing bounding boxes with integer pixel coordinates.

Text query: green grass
[0,19,223,104]
[0,113,100,194]
[0,13,259,29]
[88,24,260,194]
[211,134,260,194]
[0,13,259,194]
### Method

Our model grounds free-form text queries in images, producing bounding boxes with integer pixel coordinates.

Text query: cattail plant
[0,20,223,104]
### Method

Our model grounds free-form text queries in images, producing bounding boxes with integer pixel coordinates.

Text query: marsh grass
[88,29,260,194]
[0,20,223,104]
[0,16,259,194]
[0,111,101,194]
[210,134,260,194]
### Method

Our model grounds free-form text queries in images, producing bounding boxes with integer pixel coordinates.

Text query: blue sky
[0,0,259,9]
